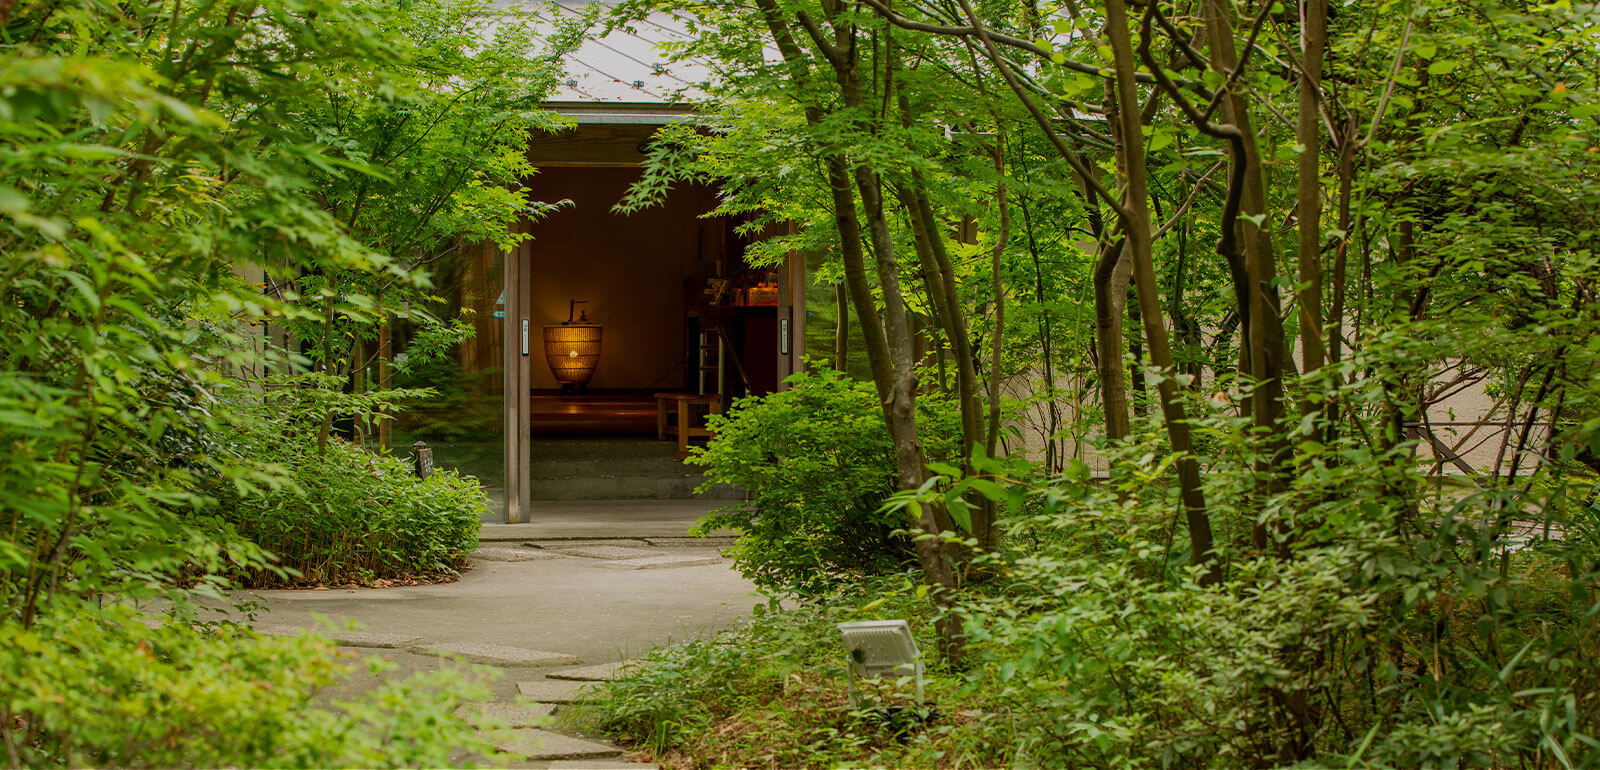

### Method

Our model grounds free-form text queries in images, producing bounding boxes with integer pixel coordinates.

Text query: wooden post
[502,227,532,524]
[377,319,391,451]
[777,223,805,390]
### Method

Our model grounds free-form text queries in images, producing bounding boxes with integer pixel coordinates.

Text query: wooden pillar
[502,226,532,523]
[776,224,805,390]
[377,319,391,450]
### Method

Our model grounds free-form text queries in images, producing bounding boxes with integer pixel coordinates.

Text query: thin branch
[857,0,1158,83]
[1363,5,1416,148]
[1153,160,1225,240]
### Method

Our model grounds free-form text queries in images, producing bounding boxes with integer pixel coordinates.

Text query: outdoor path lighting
[837,619,924,708]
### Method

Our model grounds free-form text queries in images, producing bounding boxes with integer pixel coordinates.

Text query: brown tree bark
[833,282,850,372]
[1104,0,1218,584]
[1296,0,1328,376]
[754,0,965,660]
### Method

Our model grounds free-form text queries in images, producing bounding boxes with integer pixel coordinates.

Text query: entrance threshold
[479,499,735,541]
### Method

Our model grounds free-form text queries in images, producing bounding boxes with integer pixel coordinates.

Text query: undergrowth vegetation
[0,606,497,768]
[690,369,961,596]
[574,579,999,768]
[213,377,483,587]
[218,439,482,587]
[593,384,1600,768]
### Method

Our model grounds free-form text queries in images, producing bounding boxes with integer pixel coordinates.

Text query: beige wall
[1003,356,1538,478]
[523,166,720,390]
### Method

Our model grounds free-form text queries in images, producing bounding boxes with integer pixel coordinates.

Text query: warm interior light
[543,323,602,387]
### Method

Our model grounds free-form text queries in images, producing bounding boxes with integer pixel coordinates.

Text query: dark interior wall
[523,166,718,391]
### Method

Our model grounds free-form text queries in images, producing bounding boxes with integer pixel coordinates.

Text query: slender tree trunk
[1198,0,1291,554]
[1105,0,1218,585]
[1296,0,1327,376]
[834,282,849,371]
[896,179,982,461]
[377,318,391,451]
[753,0,965,659]
[1095,75,1134,440]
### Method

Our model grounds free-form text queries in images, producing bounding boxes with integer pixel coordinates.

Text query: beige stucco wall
[1001,360,1536,478]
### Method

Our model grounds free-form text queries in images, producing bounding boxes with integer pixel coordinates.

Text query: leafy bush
[218,438,482,586]
[0,606,496,769]
[208,376,484,586]
[689,369,962,596]
[940,400,1600,768]
[575,581,996,767]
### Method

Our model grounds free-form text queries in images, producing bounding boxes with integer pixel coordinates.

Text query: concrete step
[528,456,699,479]
[527,474,742,501]
[528,439,681,461]
[524,438,739,501]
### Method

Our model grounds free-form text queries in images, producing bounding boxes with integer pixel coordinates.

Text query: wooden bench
[655,393,723,459]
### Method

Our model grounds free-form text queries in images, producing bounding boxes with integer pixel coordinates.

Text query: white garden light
[837,619,924,707]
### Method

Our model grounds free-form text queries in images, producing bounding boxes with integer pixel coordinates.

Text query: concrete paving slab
[546,661,638,681]
[556,545,663,560]
[643,537,736,548]
[493,729,623,761]
[473,546,565,562]
[233,558,755,670]
[457,701,556,728]
[417,642,583,667]
[547,761,658,769]
[531,540,652,549]
[325,630,424,649]
[251,624,304,638]
[599,555,723,570]
[517,679,596,703]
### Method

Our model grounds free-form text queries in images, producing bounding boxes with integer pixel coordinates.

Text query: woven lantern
[543,323,602,387]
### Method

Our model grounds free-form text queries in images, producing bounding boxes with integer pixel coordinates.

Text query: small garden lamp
[838,619,924,707]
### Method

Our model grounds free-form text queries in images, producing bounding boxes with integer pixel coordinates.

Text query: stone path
[244,536,748,769]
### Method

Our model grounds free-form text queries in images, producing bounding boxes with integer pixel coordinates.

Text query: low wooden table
[655,393,723,459]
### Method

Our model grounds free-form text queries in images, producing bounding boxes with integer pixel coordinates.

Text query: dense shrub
[0,606,495,768]
[219,438,483,586]
[575,580,988,767]
[206,376,484,587]
[945,403,1600,768]
[689,369,962,596]
[605,391,1600,769]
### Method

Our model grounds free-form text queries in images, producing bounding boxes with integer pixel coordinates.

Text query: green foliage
[576,581,995,767]
[220,439,482,586]
[689,369,961,595]
[202,375,482,586]
[0,605,494,768]
[0,0,530,761]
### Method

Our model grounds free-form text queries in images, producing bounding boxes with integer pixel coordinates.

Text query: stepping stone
[326,630,424,649]
[553,545,662,560]
[531,540,649,550]
[492,729,622,761]
[416,642,582,667]
[457,701,556,728]
[517,679,595,703]
[599,555,722,570]
[473,547,564,562]
[644,537,737,548]
[251,624,305,638]
[548,761,657,769]
[546,661,638,682]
